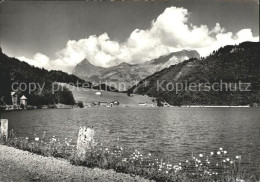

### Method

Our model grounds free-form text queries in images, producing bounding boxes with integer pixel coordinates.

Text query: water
[2,107,260,170]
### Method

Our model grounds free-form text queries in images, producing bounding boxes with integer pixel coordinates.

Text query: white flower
[35,137,39,141]
[223,151,227,154]
[186,160,189,163]
[25,137,29,140]
[219,147,223,151]
[230,161,233,164]
[223,160,226,162]
[199,154,203,157]
[217,151,221,155]
[210,152,214,156]
[236,156,241,159]
[165,171,168,174]
[226,158,230,161]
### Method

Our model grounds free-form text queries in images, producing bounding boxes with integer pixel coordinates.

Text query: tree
[156,98,163,107]
[0,96,6,119]
[77,101,84,108]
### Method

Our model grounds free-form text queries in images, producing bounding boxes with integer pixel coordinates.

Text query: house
[109,102,114,107]
[138,103,147,106]
[93,101,100,106]
[20,95,27,107]
[113,100,119,105]
[99,102,108,107]
[11,92,18,105]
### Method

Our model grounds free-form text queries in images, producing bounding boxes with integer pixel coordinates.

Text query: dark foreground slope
[129,42,260,106]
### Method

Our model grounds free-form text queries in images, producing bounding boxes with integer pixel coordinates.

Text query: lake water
[2,107,260,172]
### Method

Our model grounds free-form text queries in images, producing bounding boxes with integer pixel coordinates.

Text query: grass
[0,130,259,182]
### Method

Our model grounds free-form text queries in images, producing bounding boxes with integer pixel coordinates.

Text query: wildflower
[223,151,227,154]
[178,163,181,165]
[35,137,39,141]
[148,153,151,156]
[236,156,241,159]
[219,147,223,151]
[210,152,214,156]
[226,158,230,161]
[186,160,189,163]
[25,137,29,140]
[223,160,226,162]
[217,151,221,155]
[166,171,168,174]
[230,161,233,164]
[199,154,203,157]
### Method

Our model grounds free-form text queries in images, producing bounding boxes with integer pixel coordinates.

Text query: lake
[2,107,260,172]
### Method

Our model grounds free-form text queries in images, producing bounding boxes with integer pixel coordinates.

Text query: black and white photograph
[0,0,259,181]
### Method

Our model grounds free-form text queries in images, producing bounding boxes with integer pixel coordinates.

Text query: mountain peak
[117,62,131,67]
[79,59,93,66]
[149,49,200,65]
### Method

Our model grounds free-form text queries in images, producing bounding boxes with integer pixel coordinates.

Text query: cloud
[18,53,50,69]
[17,6,259,73]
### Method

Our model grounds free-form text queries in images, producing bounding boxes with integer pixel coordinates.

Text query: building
[20,95,27,107]
[11,92,18,105]
[96,92,102,96]
[99,102,108,107]
[138,103,147,106]
[113,100,120,105]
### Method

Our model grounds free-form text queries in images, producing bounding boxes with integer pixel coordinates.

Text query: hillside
[63,84,156,107]
[129,42,260,106]
[73,50,200,91]
[0,48,117,106]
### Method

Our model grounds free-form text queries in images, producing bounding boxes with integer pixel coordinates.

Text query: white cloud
[18,53,50,69]
[17,6,259,73]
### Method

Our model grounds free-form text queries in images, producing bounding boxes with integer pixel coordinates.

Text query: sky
[0,0,259,73]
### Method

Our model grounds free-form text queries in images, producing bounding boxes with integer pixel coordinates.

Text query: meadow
[0,130,258,182]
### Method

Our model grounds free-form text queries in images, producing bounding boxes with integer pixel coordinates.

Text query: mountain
[0,48,117,106]
[128,42,260,106]
[73,50,200,91]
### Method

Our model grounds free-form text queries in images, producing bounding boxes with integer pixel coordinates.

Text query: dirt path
[0,145,152,182]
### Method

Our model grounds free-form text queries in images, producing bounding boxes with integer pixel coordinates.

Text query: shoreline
[0,145,151,182]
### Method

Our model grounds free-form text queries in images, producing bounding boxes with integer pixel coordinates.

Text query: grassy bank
[0,130,259,182]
